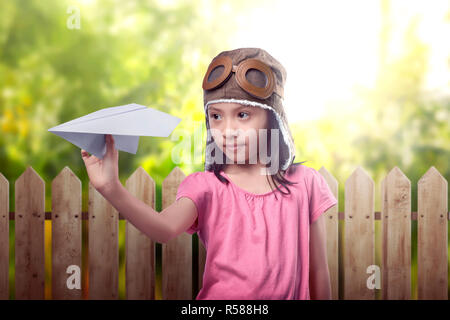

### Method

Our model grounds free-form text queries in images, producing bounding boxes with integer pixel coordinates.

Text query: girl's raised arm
[97,181,198,243]
[81,134,198,243]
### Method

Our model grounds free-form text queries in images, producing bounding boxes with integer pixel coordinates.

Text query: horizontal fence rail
[0,165,448,300]
[5,211,450,220]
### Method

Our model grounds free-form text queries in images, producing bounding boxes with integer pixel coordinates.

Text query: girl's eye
[239,112,249,119]
[210,112,249,120]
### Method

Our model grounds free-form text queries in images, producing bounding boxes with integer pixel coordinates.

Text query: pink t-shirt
[175,163,337,300]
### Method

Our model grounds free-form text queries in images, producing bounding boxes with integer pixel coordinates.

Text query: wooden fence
[0,165,448,300]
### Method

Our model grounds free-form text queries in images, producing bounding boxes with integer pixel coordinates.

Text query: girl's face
[208,102,269,164]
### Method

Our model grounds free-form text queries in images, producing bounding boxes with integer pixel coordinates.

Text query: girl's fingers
[81,149,89,158]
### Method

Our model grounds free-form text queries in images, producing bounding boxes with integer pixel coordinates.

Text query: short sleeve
[175,172,206,235]
[307,168,337,224]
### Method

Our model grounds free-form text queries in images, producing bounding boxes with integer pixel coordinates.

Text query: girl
[81,47,337,300]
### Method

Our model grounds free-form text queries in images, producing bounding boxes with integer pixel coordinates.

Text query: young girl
[81,47,337,300]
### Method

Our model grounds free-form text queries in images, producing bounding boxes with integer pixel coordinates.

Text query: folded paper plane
[48,103,181,159]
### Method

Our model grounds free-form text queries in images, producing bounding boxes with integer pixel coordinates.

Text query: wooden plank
[344,166,375,299]
[319,167,339,300]
[162,167,192,299]
[14,166,45,299]
[0,173,9,299]
[125,167,155,300]
[88,181,119,299]
[417,166,448,299]
[51,166,82,299]
[381,167,411,299]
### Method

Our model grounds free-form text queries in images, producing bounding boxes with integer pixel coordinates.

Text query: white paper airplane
[48,103,181,159]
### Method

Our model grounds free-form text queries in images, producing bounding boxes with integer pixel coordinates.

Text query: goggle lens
[245,68,268,89]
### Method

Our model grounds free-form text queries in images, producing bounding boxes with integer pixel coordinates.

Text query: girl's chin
[224,153,255,164]
[219,145,257,163]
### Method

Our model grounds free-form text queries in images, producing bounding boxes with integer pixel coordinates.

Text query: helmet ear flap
[264,109,290,172]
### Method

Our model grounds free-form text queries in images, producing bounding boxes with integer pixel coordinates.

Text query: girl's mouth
[225,143,245,150]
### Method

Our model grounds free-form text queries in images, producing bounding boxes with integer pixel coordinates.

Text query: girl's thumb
[105,134,111,146]
[81,149,91,163]
[106,134,115,154]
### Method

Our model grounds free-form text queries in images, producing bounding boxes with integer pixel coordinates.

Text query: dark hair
[205,108,307,200]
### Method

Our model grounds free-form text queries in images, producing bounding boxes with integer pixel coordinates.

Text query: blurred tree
[352,0,449,193]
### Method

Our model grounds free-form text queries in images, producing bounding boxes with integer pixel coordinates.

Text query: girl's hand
[81,134,119,194]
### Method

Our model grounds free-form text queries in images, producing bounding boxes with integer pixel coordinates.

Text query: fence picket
[88,181,119,299]
[51,166,82,299]
[381,167,411,299]
[125,167,156,300]
[162,167,192,299]
[344,166,375,299]
[0,173,9,300]
[417,166,448,300]
[319,167,339,300]
[14,167,45,299]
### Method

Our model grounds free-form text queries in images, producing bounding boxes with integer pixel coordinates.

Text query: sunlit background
[231,0,449,121]
[0,0,448,300]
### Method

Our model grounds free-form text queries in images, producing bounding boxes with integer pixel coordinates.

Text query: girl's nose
[223,126,240,140]
[226,116,244,132]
